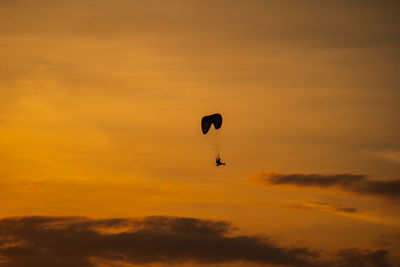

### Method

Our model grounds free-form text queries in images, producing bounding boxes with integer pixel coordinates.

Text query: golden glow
[1,1,399,264]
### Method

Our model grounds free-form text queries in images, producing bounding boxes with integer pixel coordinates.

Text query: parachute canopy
[201,113,222,134]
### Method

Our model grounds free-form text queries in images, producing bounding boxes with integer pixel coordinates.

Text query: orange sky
[1,1,400,266]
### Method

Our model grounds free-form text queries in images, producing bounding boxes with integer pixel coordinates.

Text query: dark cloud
[268,173,366,187]
[256,172,400,199]
[0,215,321,267]
[0,215,397,267]
[335,248,393,267]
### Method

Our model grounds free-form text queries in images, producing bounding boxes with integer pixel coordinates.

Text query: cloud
[336,248,393,267]
[1,215,397,267]
[0,215,323,267]
[0,215,398,267]
[255,172,400,200]
[366,149,400,164]
[290,200,358,214]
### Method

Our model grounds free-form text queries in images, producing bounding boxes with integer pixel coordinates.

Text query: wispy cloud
[288,200,400,226]
[290,200,358,214]
[365,149,400,164]
[253,172,400,200]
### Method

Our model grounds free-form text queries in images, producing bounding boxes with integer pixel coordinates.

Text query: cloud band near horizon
[0,215,396,267]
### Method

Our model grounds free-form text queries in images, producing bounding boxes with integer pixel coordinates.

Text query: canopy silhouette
[201,113,222,134]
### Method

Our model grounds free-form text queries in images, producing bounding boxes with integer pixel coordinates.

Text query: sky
[1,0,400,266]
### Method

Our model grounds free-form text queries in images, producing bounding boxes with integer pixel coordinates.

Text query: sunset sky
[1,1,400,266]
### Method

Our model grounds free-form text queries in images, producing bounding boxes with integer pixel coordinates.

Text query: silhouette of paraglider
[201,113,226,166]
